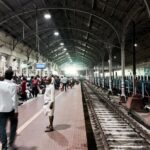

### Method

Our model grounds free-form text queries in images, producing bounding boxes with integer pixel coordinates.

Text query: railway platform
[0,84,88,150]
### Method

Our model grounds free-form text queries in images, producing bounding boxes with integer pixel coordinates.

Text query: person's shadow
[15,146,37,150]
[47,130,68,147]
[54,124,71,131]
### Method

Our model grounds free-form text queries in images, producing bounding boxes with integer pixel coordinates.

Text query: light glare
[134,43,138,47]
[64,66,78,75]
[54,32,59,36]
[60,43,64,46]
[44,13,51,19]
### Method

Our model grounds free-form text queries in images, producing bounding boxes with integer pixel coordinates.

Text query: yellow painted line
[17,91,64,134]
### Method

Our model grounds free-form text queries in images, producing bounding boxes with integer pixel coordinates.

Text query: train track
[82,82,150,150]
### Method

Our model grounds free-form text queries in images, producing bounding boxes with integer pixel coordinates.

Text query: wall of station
[0,31,59,77]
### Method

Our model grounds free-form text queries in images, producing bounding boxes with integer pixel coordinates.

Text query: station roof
[0,0,149,68]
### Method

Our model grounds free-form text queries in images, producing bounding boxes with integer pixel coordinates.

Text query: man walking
[61,76,68,92]
[0,69,18,150]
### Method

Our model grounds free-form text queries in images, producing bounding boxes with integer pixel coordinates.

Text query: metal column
[121,36,126,100]
[144,0,150,18]
[98,64,101,86]
[102,57,105,88]
[108,46,112,92]
[132,21,136,95]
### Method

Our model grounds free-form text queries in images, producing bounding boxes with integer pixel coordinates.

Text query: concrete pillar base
[126,95,144,111]
[108,89,113,94]
[107,89,113,99]
[119,95,126,104]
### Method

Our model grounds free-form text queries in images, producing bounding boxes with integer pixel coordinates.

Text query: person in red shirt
[21,77,27,100]
[32,77,39,97]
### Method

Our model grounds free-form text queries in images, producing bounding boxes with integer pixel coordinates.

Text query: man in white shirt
[0,69,18,150]
[51,75,55,85]
[43,77,55,132]
[61,76,68,91]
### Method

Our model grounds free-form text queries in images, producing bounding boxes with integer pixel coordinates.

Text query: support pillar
[18,59,22,76]
[120,35,126,102]
[108,46,112,93]
[132,21,136,95]
[0,55,2,76]
[89,69,92,83]
[86,69,87,78]
[144,0,150,18]
[26,64,29,77]
[92,68,94,84]
[0,55,6,76]
[102,57,105,88]
[96,66,98,86]
[93,67,95,84]
[98,64,100,86]
[7,55,14,69]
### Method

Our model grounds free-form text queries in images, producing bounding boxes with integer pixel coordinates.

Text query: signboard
[144,67,150,75]
[35,63,46,69]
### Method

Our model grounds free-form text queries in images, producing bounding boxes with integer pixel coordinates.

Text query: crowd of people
[0,73,78,102]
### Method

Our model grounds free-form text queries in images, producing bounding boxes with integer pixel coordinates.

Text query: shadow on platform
[17,146,37,150]
[47,130,68,147]
[54,124,71,130]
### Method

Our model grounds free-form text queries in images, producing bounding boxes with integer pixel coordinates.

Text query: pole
[102,57,105,88]
[121,35,126,100]
[132,21,136,95]
[23,25,25,39]
[35,8,39,63]
[108,46,112,92]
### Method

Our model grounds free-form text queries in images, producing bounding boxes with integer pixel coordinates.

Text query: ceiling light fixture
[60,43,64,46]
[54,31,59,36]
[114,56,117,59]
[134,43,138,47]
[44,13,51,19]
[63,48,67,51]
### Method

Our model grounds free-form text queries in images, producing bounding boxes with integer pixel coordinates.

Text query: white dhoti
[43,101,55,116]
[43,84,55,116]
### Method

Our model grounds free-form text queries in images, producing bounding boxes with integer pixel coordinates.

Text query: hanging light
[54,31,59,36]
[63,48,67,51]
[113,56,117,59]
[60,43,64,46]
[44,13,51,19]
[134,43,138,47]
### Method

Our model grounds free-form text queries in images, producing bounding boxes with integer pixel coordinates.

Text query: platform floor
[0,84,88,150]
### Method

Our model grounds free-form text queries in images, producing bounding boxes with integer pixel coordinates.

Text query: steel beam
[16,27,120,49]
[144,0,150,18]
[0,7,121,43]
[0,0,48,51]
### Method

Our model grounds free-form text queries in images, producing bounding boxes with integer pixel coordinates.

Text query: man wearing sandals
[43,77,55,132]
